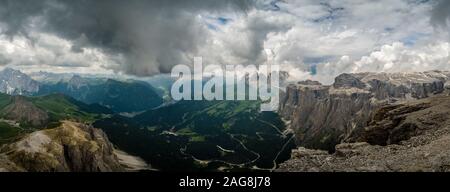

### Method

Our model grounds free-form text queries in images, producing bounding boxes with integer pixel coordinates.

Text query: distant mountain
[28,71,74,84]
[140,74,175,100]
[0,68,39,95]
[38,76,164,113]
[0,69,164,113]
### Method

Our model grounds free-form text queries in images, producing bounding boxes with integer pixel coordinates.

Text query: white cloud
[0,0,448,82]
[202,0,448,84]
[314,42,450,84]
[353,42,450,72]
[0,31,123,74]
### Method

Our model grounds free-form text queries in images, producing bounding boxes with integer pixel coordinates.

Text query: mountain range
[1,67,450,172]
[38,76,163,113]
[0,68,164,113]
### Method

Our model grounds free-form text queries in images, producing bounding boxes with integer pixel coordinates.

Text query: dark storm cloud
[0,0,47,36]
[431,0,450,29]
[0,53,11,65]
[0,0,254,75]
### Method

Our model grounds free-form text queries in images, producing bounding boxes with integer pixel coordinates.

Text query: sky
[0,0,449,84]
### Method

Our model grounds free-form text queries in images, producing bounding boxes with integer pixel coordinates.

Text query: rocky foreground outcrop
[0,121,124,172]
[278,93,450,172]
[279,71,450,151]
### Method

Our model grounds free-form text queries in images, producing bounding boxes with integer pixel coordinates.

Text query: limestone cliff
[278,93,450,172]
[279,71,450,151]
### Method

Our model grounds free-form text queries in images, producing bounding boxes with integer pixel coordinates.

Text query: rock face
[347,102,432,145]
[446,82,450,95]
[333,73,366,89]
[67,75,90,90]
[279,71,450,151]
[278,94,450,172]
[0,68,40,95]
[0,121,124,172]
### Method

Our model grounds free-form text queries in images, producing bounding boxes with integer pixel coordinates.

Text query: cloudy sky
[0,0,449,83]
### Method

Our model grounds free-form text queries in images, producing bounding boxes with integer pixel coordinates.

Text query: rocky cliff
[279,71,450,151]
[0,121,124,172]
[278,93,450,172]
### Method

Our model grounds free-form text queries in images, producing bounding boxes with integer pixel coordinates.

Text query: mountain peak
[333,73,366,89]
[68,75,89,89]
[0,68,39,95]
[69,74,85,82]
[0,67,26,77]
[2,67,18,73]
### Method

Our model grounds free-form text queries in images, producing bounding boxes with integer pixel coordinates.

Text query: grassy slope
[30,94,108,124]
[0,93,110,144]
[0,122,21,144]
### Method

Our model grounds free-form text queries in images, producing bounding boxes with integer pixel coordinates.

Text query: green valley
[94,100,296,171]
